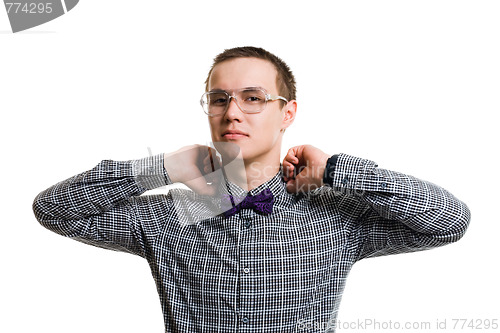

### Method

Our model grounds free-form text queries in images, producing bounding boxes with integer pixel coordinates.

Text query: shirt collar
[217,166,287,201]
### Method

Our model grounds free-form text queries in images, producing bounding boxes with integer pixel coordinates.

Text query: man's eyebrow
[208,88,227,93]
[241,86,262,91]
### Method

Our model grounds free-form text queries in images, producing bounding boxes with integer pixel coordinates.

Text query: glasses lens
[202,92,229,116]
[238,89,266,113]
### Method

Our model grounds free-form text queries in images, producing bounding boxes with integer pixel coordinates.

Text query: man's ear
[281,100,297,131]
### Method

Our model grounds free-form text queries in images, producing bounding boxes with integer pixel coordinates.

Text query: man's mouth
[222,130,249,139]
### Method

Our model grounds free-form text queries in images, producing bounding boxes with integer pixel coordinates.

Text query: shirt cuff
[322,155,339,186]
[331,153,390,193]
[131,154,171,191]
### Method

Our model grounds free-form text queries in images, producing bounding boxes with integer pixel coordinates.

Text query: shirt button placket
[239,214,253,328]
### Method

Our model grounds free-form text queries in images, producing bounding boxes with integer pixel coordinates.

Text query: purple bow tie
[222,188,274,217]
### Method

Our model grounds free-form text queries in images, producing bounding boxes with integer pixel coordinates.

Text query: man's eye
[210,97,228,105]
[243,95,264,104]
[241,89,265,103]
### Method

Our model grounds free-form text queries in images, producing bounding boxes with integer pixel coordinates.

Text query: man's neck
[222,157,281,192]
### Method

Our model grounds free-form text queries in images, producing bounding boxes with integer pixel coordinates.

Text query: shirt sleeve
[330,153,471,260]
[32,154,173,257]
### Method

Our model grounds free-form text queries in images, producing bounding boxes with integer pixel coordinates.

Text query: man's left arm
[283,145,471,259]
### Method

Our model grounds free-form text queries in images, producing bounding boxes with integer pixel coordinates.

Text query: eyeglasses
[200,87,288,117]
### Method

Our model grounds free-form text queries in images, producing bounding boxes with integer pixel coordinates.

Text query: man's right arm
[32,154,171,257]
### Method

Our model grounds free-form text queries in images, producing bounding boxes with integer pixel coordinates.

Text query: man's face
[207,57,294,164]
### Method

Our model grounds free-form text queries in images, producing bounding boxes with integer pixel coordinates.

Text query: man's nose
[224,97,244,120]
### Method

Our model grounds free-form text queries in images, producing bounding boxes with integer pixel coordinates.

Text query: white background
[1,1,498,332]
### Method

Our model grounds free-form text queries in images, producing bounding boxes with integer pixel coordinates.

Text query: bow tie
[222,188,274,217]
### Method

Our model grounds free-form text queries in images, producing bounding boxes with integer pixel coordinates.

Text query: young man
[33,46,471,332]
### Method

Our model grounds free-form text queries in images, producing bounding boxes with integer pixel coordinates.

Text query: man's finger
[208,147,220,171]
[282,160,295,179]
[285,148,300,164]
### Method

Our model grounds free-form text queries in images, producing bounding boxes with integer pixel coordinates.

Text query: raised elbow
[453,201,471,241]
[32,192,54,229]
[32,191,69,234]
[433,198,471,245]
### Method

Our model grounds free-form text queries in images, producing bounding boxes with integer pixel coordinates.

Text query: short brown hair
[205,46,296,101]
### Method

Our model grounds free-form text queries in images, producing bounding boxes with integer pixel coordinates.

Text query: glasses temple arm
[267,94,289,103]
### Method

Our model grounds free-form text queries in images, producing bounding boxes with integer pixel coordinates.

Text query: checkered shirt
[33,153,470,332]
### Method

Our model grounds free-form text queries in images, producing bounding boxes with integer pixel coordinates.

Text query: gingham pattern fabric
[33,153,470,332]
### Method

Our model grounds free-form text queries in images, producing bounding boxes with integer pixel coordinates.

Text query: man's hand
[164,145,221,196]
[282,145,330,193]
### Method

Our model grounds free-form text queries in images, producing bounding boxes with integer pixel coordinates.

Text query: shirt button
[342,176,349,185]
[242,316,249,324]
[243,267,250,274]
[244,221,252,229]
[380,182,387,189]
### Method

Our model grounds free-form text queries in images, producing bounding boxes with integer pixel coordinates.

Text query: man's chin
[213,141,243,163]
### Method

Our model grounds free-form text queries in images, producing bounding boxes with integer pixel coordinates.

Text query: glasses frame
[200,87,289,117]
